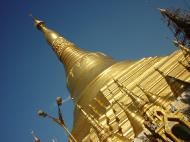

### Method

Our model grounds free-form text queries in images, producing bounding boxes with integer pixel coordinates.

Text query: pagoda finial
[114,79,147,109]
[158,8,166,13]
[30,15,60,46]
[29,14,45,30]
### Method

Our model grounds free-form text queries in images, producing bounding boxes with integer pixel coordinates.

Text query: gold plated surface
[34,17,190,142]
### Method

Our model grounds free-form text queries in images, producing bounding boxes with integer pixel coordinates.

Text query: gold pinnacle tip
[158,8,166,13]
[29,14,44,29]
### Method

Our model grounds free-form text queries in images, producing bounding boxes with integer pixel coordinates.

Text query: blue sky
[0,0,188,141]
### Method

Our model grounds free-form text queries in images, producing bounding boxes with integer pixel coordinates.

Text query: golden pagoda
[33,9,190,142]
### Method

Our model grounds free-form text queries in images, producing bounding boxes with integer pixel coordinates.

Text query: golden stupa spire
[126,89,147,110]
[114,79,147,109]
[32,16,116,99]
[31,15,86,72]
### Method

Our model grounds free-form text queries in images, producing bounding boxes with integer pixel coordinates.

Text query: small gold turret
[115,100,144,136]
[126,89,147,110]
[155,68,190,96]
[114,79,148,110]
[137,84,167,107]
